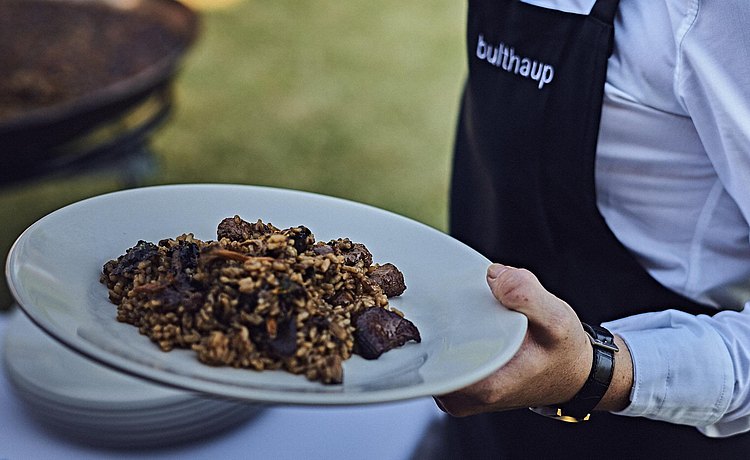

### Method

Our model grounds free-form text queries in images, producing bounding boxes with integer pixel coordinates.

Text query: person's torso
[443,2,750,456]
[523,0,750,310]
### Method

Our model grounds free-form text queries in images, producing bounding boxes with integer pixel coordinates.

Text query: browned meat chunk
[353,307,421,360]
[217,215,276,242]
[311,243,334,256]
[166,239,200,274]
[282,225,314,254]
[104,240,159,276]
[328,290,355,306]
[341,242,373,267]
[368,263,406,297]
[217,216,253,241]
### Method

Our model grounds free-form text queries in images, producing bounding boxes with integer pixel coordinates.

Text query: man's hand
[434,263,632,417]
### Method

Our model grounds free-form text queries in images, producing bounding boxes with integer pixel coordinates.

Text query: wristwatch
[530,322,619,422]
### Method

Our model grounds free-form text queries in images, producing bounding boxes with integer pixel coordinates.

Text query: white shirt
[522,0,750,436]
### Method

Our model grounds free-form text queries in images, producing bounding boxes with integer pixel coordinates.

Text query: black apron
[442,0,750,457]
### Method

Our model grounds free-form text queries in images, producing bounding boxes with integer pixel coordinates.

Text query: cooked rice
[100,217,410,384]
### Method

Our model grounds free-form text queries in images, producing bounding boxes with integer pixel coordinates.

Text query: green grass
[0,1,466,309]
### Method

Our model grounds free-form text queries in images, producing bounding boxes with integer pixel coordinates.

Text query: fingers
[434,391,488,417]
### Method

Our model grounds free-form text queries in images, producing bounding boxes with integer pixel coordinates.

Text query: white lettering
[539,64,554,89]
[519,58,531,77]
[487,46,500,65]
[508,48,521,74]
[530,61,543,81]
[477,34,487,59]
[474,33,555,90]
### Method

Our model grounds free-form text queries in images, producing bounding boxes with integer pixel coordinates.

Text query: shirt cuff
[603,310,733,426]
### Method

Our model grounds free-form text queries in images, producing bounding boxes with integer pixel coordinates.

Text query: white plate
[2,308,263,416]
[3,309,196,411]
[6,184,527,405]
[2,308,263,448]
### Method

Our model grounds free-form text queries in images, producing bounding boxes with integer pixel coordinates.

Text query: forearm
[436,265,747,434]
[596,334,633,413]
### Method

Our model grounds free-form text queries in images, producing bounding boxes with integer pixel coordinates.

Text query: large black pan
[0,0,199,186]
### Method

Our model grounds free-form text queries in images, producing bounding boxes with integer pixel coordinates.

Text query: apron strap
[590,0,620,24]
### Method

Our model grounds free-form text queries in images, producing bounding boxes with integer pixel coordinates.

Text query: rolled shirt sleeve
[604,306,750,436]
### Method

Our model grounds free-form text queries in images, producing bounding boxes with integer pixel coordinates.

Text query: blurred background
[0,0,467,310]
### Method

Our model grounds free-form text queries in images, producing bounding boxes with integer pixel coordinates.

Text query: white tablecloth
[0,310,443,460]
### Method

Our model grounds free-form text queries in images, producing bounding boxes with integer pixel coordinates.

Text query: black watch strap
[530,322,618,422]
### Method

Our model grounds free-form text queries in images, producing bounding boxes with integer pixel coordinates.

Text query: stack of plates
[2,309,264,449]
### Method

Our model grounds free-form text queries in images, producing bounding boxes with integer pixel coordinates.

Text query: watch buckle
[588,336,619,353]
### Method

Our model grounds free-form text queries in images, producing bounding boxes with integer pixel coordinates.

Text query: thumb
[486,263,571,324]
